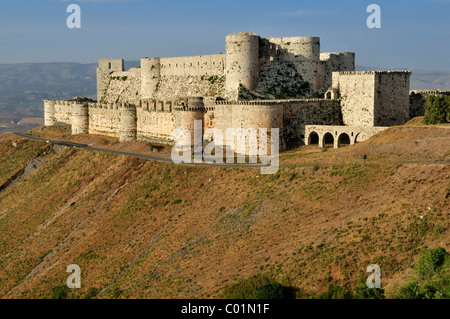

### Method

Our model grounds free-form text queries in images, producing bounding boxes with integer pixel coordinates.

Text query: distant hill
[0,61,448,118]
[0,61,139,118]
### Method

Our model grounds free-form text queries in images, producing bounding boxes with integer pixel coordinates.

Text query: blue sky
[0,0,449,70]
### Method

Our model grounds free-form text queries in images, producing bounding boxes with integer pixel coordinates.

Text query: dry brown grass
[0,124,448,299]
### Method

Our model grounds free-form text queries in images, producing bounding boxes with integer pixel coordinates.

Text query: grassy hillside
[0,123,449,299]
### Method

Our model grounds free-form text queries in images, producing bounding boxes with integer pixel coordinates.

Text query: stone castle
[43,32,448,151]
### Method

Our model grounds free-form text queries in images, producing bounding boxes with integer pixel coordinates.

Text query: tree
[423,95,450,124]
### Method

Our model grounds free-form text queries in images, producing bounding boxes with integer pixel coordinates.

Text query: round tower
[119,103,137,142]
[44,100,56,126]
[173,97,206,145]
[141,57,161,100]
[225,33,260,99]
[283,37,320,61]
[71,101,89,134]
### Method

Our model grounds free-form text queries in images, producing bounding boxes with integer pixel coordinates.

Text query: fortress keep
[44,32,432,151]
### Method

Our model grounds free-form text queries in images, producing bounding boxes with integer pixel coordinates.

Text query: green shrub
[396,283,422,299]
[223,274,295,299]
[353,280,385,299]
[316,284,353,299]
[51,285,70,299]
[415,247,448,280]
[423,95,450,124]
[112,287,122,299]
[84,287,99,299]
[255,282,288,299]
[396,247,450,299]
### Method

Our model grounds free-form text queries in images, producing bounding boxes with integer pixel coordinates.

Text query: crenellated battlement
[410,89,450,95]
[44,31,439,149]
[338,70,412,75]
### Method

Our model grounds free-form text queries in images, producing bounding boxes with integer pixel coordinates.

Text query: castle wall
[173,97,206,145]
[214,99,341,150]
[374,71,411,126]
[119,104,137,142]
[53,101,72,124]
[71,103,89,134]
[138,55,226,100]
[225,33,260,99]
[97,59,124,101]
[320,52,355,71]
[153,74,225,101]
[282,99,343,148]
[88,104,120,138]
[44,32,418,154]
[44,100,56,126]
[160,55,225,77]
[267,37,320,62]
[333,71,377,126]
[255,60,315,98]
[101,67,141,105]
[137,100,174,143]
[141,57,161,100]
[333,71,411,127]
[319,52,355,93]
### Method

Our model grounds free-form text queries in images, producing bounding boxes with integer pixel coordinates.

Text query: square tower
[333,71,411,126]
[96,59,124,101]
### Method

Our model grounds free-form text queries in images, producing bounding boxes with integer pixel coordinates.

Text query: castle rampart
[97,59,124,101]
[118,103,137,142]
[44,100,56,126]
[141,57,161,100]
[44,32,430,151]
[267,36,320,62]
[333,71,411,127]
[225,33,260,99]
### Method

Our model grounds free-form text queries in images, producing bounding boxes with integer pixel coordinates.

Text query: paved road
[13,132,450,169]
[12,132,280,169]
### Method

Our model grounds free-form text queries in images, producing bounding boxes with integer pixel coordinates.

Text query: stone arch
[354,132,364,144]
[322,132,334,148]
[308,131,319,145]
[338,132,351,147]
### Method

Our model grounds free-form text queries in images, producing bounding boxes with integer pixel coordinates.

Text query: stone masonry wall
[333,71,376,126]
[136,104,174,143]
[88,104,120,138]
[101,67,141,105]
[374,71,411,126]
[282,99,343,148]
[97,59,124,101]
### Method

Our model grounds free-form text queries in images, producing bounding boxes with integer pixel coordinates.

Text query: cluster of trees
[423,95,450,124]
[223,247,449,299]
